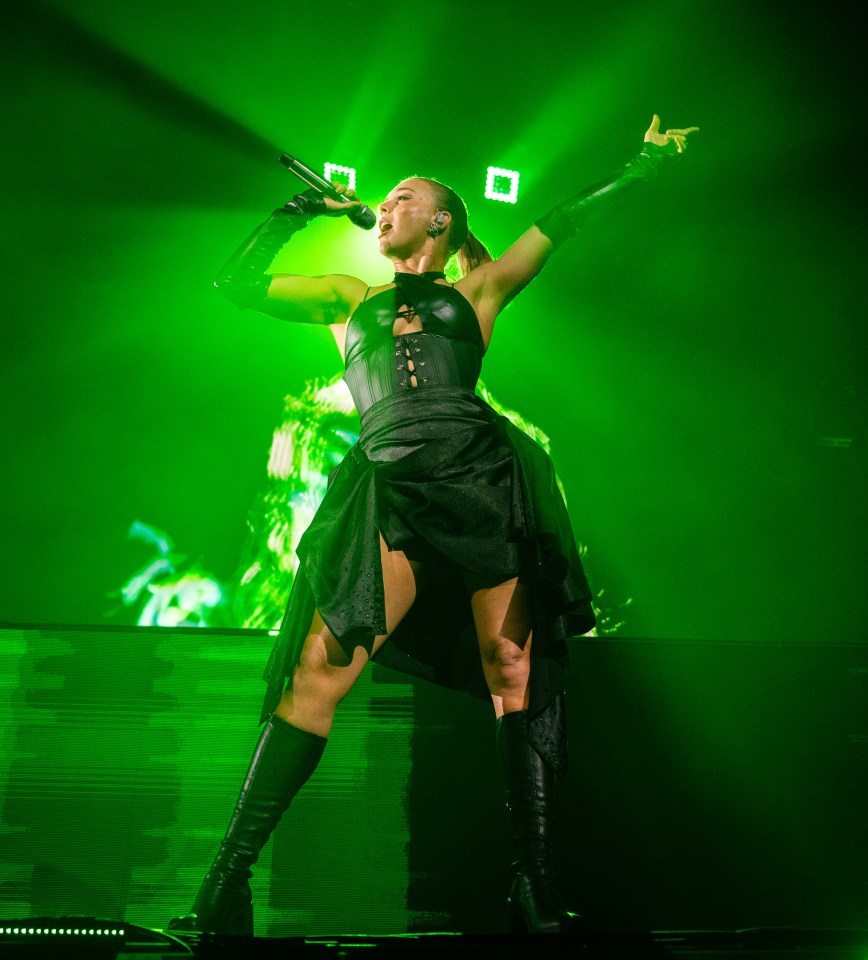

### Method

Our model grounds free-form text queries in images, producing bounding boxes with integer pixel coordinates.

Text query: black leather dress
[261,271,596,775]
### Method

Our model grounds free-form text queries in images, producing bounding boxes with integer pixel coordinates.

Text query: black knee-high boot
[496,708,581,934]
[168,715,327,936]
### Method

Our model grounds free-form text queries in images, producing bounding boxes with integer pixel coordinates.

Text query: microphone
[279,153,376,230]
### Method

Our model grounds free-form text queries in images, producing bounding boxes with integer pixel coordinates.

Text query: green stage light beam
[22,0,278,178]
[327,5,452,168]
[503,0,699,184]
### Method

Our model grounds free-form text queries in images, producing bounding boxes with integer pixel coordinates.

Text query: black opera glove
[213,189,327,309]
[535,140,679,249]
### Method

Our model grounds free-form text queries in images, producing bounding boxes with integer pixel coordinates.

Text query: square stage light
[324,162,356,191]
[485,166,520,204]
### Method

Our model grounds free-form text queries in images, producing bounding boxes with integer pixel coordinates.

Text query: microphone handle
[278,152,376,230]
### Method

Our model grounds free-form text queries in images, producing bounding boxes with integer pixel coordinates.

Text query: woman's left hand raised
[644,114,699,153]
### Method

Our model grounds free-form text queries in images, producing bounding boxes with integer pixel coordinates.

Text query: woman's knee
[481,631,531,665]
[291,658,352,706]
[480,635,531,687]
[291,629,367,704]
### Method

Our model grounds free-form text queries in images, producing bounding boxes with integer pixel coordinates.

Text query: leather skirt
[261,386,596,775]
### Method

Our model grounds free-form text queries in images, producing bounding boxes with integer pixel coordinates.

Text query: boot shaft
[495,709,557,864]
[218,715,327,867]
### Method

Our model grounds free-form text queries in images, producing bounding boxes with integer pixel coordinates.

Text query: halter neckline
[393,270,446,281]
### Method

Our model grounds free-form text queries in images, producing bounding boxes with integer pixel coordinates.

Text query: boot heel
[223,903,253,937]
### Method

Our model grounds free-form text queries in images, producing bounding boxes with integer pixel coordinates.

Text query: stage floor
[4,925,868,960]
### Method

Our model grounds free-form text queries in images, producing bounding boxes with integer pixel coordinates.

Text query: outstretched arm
[214,186,367,325]
[466,115,699,321]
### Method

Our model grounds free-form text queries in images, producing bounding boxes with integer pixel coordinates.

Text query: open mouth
[378,223,392,238]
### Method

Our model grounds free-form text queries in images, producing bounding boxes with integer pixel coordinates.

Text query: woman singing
[169,114,698,936]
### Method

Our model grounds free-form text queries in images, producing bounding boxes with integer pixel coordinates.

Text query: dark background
[1,0,865,645]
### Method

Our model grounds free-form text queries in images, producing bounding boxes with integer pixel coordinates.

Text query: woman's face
[376,178,442,258]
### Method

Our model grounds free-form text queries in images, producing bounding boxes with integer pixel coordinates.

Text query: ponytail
[455,229,493,278]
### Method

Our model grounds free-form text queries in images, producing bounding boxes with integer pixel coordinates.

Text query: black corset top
[343,272,484,416]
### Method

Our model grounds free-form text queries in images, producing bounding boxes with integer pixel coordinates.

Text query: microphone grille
[349,204,377,230]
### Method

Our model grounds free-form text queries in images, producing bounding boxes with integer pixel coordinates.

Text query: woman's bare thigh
[286,534,422,698]
[462,571,533,653]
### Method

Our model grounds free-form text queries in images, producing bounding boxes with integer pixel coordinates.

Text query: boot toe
[166,913,204,934]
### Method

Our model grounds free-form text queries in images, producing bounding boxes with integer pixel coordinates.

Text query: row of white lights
[324,163,521,205]
[2,927,125,936]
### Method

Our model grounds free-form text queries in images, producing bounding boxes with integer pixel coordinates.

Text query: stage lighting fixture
[485,166,520,204]
[324,162,356,190]
[0,917,191,955]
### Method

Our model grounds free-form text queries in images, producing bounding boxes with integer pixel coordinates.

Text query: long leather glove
[214,189,326,310]
[535,140,679,249]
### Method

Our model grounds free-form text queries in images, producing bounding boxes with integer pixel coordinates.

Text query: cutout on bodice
[393,305,427,389]
[391,304,424,336]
